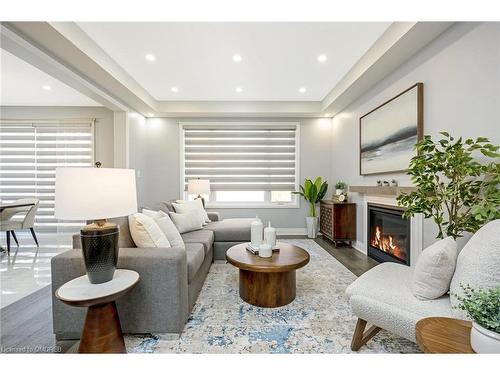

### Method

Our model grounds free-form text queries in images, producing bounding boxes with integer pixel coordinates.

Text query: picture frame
[359,82,423,175]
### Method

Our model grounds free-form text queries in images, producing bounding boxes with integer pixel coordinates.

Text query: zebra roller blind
[0,120,94,231]
[182,122,298,191]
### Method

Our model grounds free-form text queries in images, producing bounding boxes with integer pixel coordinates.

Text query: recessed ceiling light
[325,113,331,117]
[232,54,242,62]
[317,54,327,63]
[299,87,307,93]
[171,86,179,93]
[147,113,154,117]
[235,87,243,93]
[42,85,52,91]
[145,53,156,62]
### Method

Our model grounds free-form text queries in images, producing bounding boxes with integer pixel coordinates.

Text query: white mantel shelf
[349,186,416,196]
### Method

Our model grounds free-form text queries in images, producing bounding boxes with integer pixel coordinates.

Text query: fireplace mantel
[349,186,416,196]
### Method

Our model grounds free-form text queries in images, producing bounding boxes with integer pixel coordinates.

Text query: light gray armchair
[0,198,40,254]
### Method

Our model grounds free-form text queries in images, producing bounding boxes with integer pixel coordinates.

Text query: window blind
[0,121,94,232]
[182,123,298,191]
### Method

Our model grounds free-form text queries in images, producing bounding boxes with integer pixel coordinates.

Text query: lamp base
[196,195,205,208]
[80,221,119,284]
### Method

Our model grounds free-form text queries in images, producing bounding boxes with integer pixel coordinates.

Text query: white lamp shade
[187,179,210,195]
[55,167,137,220]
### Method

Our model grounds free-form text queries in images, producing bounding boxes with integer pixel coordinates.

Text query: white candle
[264,221,276,248]
[250,216,263,248]
[259,243,272,258]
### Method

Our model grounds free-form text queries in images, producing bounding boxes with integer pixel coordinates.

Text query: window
[180,122,299,208]
[0,120,95,232]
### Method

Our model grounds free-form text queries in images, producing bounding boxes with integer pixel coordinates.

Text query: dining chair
[0,198,40,254]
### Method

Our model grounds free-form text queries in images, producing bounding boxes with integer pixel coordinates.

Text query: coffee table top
[55,269,140,307]
[226,242,310,273]
[415,317,474,353]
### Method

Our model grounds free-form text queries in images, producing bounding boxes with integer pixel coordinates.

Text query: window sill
[205,202,300,209]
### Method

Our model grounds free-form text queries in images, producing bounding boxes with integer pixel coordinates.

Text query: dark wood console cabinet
[319,200,356,246]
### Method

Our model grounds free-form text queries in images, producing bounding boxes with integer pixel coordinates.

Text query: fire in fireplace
[367,203,410,265]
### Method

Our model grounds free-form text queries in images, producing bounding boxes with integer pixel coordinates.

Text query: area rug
[125,239,420,353]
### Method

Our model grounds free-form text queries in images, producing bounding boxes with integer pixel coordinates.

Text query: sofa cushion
[185,243,205,282]
[346,262,456,319]
[181,229,214,256]
[129,213,171,248]
[142,209,185,248]
[412,237,457,300]
[450,219,500,307]
[169,211,204,234]
[109,216,136,248]
[204,218,253,242]
[174,199,210,224]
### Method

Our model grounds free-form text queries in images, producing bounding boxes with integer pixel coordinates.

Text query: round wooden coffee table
[55,269,139,353]
[226,242,309,308]
[416,317,474,353]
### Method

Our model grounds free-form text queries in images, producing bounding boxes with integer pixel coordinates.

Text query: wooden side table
[319,201,356,246]
[415,317,475,353]
[55,269,139,353]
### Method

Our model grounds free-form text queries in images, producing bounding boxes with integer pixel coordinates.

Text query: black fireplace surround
[367,203,411,266]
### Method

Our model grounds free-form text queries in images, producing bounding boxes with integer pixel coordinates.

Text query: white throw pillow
[174,199,210,224]
[412,237,457,300]
[128,213,171,248]
[142,209,185,248]
[169,211,204,234]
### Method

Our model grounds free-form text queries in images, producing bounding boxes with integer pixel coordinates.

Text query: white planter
[471,322,500,353]
[335,189,343,195]
[305,216,319,239]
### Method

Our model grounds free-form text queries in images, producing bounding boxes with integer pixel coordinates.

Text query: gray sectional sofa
[51,203,253,340]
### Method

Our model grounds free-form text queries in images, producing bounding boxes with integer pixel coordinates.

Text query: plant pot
[335,189,343,195]
[470,322,500,353]
[305,216,319,239]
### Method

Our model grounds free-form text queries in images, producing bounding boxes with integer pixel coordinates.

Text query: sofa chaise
[51,205,254,340]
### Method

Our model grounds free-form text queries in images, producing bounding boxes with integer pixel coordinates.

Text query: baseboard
[276,227,307,235]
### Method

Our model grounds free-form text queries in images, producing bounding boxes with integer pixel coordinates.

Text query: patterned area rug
[125,239,420,353]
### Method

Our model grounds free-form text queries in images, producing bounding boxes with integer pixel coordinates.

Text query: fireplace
[367,203,410,266]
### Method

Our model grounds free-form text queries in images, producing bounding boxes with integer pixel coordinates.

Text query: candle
[264,221,276,248]
[250,216,263,248]
[259,243,272,258]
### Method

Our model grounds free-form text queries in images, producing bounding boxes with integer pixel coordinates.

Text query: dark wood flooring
[0,235,377,353]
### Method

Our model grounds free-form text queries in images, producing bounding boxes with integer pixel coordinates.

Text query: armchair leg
[351,318,382,351]
[6,231,11,255]
[30,228,39,247]
[10,231,19,247]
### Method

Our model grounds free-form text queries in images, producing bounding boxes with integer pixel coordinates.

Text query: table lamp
[187,179,210,207]
[55,167,137,284]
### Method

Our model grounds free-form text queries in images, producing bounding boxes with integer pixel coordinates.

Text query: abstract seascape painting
[359,83,423,175]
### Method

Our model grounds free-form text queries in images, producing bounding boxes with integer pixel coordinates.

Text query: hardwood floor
[0,235,377,353]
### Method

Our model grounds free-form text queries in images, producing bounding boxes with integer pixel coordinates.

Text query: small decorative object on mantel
[383,180,390,186]
[454,284,500,353]
[376,180,382,186]
[390,179,398,187]
[250,216,263,248]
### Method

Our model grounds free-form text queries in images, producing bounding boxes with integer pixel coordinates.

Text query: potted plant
[397,132,499,239]
[335,181,346,195]
[454,285,500,353]
[293,177,328,238]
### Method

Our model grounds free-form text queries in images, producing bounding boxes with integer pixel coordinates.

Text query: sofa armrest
[51,246,189,338]
[207,211,220,221]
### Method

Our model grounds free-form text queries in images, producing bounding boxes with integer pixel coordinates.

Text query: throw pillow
[169,211,204,234]
[174,199,210,224]
[449,219,500,308]
[142,209,185,248]
[412,237,457,300]
[128,212,171,248]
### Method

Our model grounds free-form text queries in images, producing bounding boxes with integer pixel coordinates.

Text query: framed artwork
[359,82,423,175]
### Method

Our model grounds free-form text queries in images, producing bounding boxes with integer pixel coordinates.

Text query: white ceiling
[77,22,391,102]
[0,49,101,106]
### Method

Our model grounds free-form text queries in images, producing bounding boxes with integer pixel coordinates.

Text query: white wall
[129,117,333,229]
[0,106,115,167]
[331,22,500,250]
